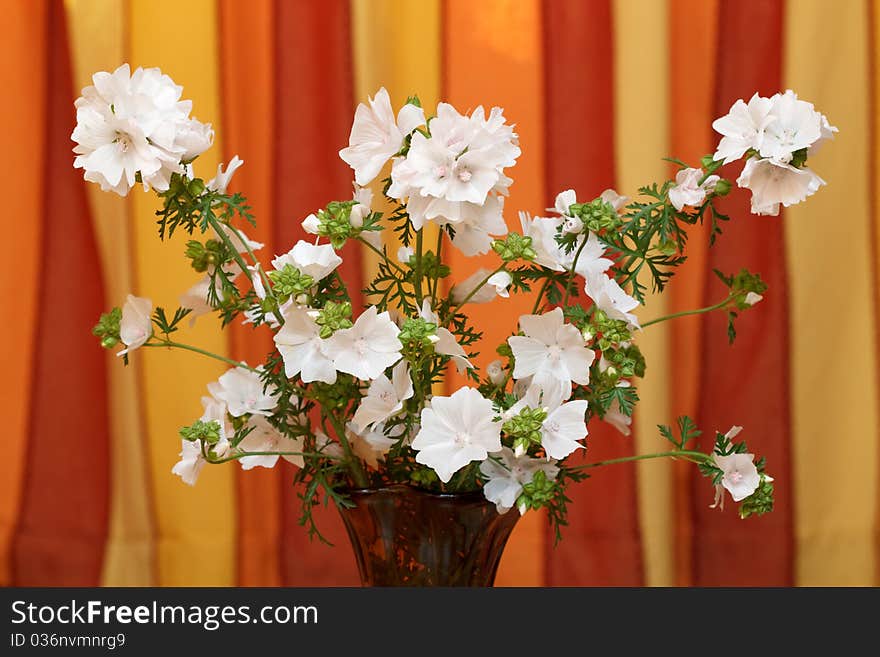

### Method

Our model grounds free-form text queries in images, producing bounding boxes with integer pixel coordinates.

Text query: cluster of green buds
[569,197,622,233]
[492,233,537,262]
[92,307,122,349]
[410,467,439,488]
[312,200,357,249]
[502,406,547,457]
[179,419,222,444]
[309,375,360,413]
[417,250,451,279]
[515,470,557,515]
[739,475,774,519]
[185,238,229,273]
[315,301,353,338]
[718,268,768,310]
[600,342,646,380]
[398,317,438,359]
[268,264,314,304]
[167,170,207,200]
[586,309,632,352]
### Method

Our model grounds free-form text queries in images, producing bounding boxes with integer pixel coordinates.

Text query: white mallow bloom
[448,195,509,256]
[479,447,560,514]
[350,184,382,250]
[206,155,244,193]
[273,307,337,383]
[412,387,502,483]
[238,415,304,470]
[600,188,629,212]
[519,211,565,271]
[512,384,589,459]
[419,299,472,372]
[347,422,403,468]
[668,167,719,211]
[570,231,614,279]
[736,157,824,216]
[171,439,205,486]
[486,359,506,386]
[713,427,761,502]
[507,307,594,401]
[324,306,403,380]
[450,269,512,304]
[118,294,153,356]
[199,394,233,458]
[340,87,426,186]
[712,93,774,164]
[351,360,414,432]
[603,397,633,436]
[585,273,640,329]
[174,117,214,162]
[272,241,342,282]
[301,213,321,235]
[552,189,577,217]
[758,90,823,163]
[208,366,279,417]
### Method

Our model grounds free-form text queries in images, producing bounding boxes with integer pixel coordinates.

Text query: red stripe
[541,0,644,585]
[12,0,110,585]
[273,0,360,585]
[691,0,793,585]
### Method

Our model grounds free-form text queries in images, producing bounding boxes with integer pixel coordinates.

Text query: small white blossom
[301,213,321,235]
[668,167,719,211]
[713,428,761,503]
[272,240,342,282]
[206,155,244,193]
[238,415,305,469]
[351,360,413,432]
[600,188,629,212]
[208,366,279,418]
[712,93,775,164]
[585,273,640,329]
[486,359,506,386]
[736,157,825,216]
[450,268,511,304]
[759,90,823,164]
[118,294,153,356]
[323,306,403,380]
[347,422,403,468]
[412,386,502,483]
[603,397,632,436]
[171,439,205,486]
[419,299,472,372]
[744,292,763,306]
[479,447,559,514]
[273,306,337,383]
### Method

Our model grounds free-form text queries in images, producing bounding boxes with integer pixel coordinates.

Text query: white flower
[351,360,413,431]
[350,184,382,250]
[603,397,632,436]
[511,384,588,458]
[552,189,577,217]
[238,415,304,470]
[272,241,342,282]
[418,299,472,373]
[736,157,824,216]
[118,294,153,356]
[397,246,414,263]
[174,117,214,161]
[208,366,279,417]
[519,212,566,271]
[668,167,719,211]
[206,155,244,193]
[273,306,337,383]
[347,422,403,468]
[713,438,761,502]
[759,90,823,163]
[450,268,512,304]
[744,292,763,306]
[412,387,502,483]
[171,439,205,486]
[479,447,559,514]
[600,188,629,212]
[712,93,774,164]
[507,307,594,401]
[199,394,233,458]
[301,213,321,235]
[448,195,508,256]
[340,87,426,186]
[571,232,614,279]
[810,112,838,156]
[324,306,403,380]
[585,273,640,329]
[486,359,506,386]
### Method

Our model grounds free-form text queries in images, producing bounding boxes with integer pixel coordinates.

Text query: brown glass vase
[337,485,520,586]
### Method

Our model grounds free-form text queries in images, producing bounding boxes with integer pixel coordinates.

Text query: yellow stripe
[786,0,877,585]
[350,0,441,301]
[128,0,236,586]
[612,0,673,586]
[65,0,156,587]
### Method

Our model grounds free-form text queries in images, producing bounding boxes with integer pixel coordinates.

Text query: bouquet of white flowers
[79,64,833,549]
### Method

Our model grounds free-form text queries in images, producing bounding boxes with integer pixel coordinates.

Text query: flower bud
[486,359,505,386]
[514,441,526,458]
[101,336,119,349]
[301,213,321,235]
[349,203,368,228]
[744,291,763,306]
[562,215,584,235]
[517,502,528,516]
[713,178,732,196]
[581,329,593,344]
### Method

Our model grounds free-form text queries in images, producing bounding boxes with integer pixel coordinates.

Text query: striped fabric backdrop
[1,0,877,586]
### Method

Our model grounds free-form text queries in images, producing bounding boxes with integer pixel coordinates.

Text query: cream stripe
[612,0,673,586]
[785,0,877,585]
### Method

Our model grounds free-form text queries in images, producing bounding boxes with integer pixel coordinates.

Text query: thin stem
[206,450,343,465]
[414,229,424,305]
[225,223,277,300]
[206,215,258,291]
[641,294,735,328]
[357,236,405,275]
[431,228,444,299]
[561,235,590,308]
[570,449,708,472]
[531,278,552,314]
[447,264,506,317]
[142,340,257,372]
[325,411,368,488]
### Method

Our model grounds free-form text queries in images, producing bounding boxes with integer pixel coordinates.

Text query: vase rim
[341,483,486,500]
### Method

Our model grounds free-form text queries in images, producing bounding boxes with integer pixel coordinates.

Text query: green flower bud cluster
[717,268,768,310]
[602,343,645,379]
[515,470,556,513]
[92,307,122,349]
[569,198,621,233]
[492,233,537,262]
[185,238,228,273]
[588,309,632,351]
[419,250,451,279]
[410,467,439,488]
[310,375,359,412]
[316,301,353,339]
[399,318,438,356]
[315,200,358,249]
[268,264,314,303]
[502,406,547,455]
[713,178,732,196]
[739,476,774,519]
[179,419,222,444]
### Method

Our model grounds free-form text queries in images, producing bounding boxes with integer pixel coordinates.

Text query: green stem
[326,411,368,488]
[561,235,590,308]
[641,294,735,328]
[570,449,708,471]
[414,229,425,305]
[431,227,444,299]
[142,339,257,372]
[357,236,405,275]
[225,223,277,300]
[531,278,552,314]
[448,264,506,317]
[206,450,343,465]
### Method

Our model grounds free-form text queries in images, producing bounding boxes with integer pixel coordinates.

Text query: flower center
[545,420,560,434]
[379,391,394,404]
[115,132,133,152]
[729,470,744,484]
[457,168,472,183]
[454,431,472,446]
[433,165,448,179]
[355,337,369,356]
[547,345,562,361]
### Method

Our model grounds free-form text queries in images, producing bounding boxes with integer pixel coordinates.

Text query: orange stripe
[219,0,282,587]
[443,0,546,587]
[0,0,47,587]
[668,0,719,587]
